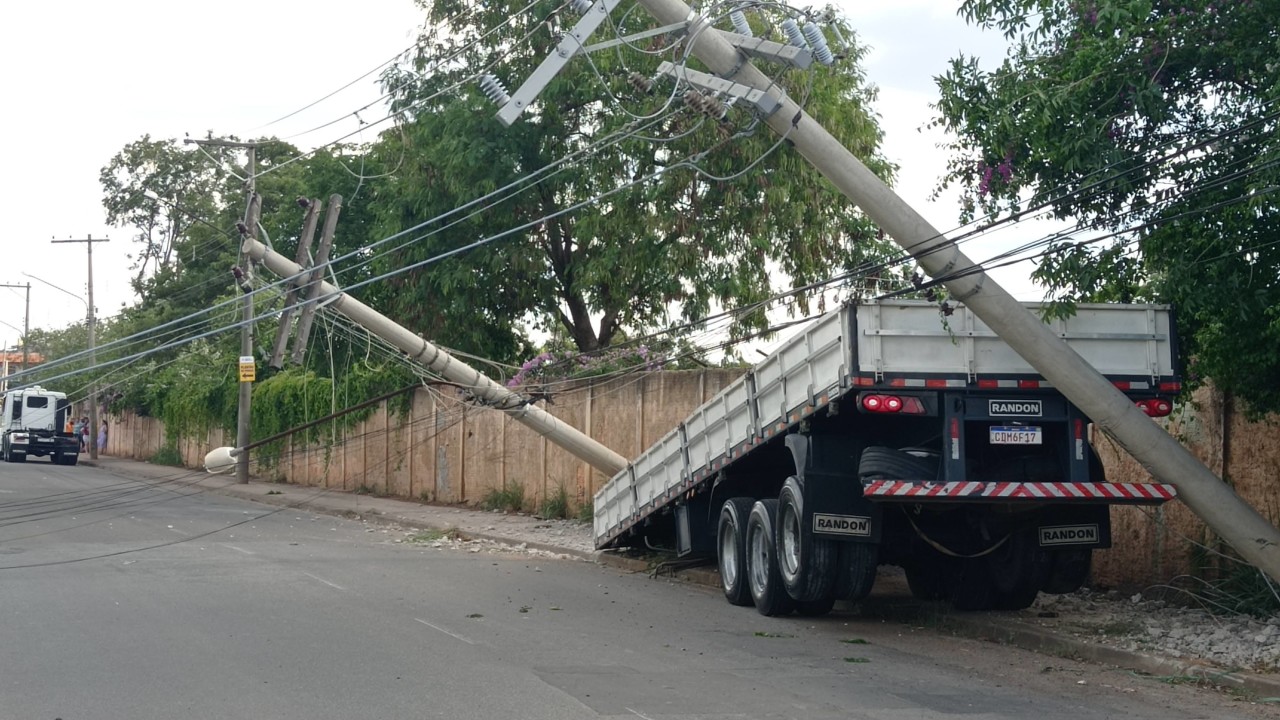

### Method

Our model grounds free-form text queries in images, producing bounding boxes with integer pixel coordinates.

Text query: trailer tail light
[1136,398,1173,417]
[860,394,925,414]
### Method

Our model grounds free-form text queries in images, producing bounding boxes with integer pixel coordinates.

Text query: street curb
[82,458,1280,698]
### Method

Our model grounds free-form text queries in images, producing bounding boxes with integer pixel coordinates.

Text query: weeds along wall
[103,375,1280,591]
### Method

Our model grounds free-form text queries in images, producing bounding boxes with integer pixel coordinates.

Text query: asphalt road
[0,461,1270,720]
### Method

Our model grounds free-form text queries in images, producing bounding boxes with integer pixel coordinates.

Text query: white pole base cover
[204,446,239,474]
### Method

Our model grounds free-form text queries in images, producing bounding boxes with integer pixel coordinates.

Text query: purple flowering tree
[933,0,1280,417]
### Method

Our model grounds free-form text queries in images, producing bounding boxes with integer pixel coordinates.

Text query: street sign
[238,355,255,383]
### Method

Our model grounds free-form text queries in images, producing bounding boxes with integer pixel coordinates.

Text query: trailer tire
[776,478,837,603]
[795,590,837,617]
[717,497,757,607]
[836,541,879,602]
[949,558,997,611]
[747,499,794,617]
[972,530,1044,611]
[858,446,938,481]
[1043,549,1092,595]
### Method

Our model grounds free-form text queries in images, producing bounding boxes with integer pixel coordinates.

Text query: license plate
[989,426,1042,445]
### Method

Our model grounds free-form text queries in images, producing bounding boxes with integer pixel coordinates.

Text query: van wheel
[747,499,794,617]
[717,497,757,607]
[777,478,836,602]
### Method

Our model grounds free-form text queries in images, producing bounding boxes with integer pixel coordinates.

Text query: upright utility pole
[185,138,265,483]
[0,282,30,371]
[615,0,1280,581]
[51,235,108,460]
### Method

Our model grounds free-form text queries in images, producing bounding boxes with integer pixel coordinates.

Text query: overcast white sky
[0,0,1050,352]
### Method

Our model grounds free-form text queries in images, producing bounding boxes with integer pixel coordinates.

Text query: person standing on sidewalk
[97,420,109,453]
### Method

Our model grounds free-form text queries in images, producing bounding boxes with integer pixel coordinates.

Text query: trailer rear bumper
[862,479,1176,505]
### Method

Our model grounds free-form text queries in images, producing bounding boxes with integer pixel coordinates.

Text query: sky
[0,0,1049,354]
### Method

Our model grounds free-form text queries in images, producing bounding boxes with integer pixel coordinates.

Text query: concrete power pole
[51,235,108,460]
[0,283,30,371]
[186,138,264,484]
[603,0,1280,581]
[237,234,628,476]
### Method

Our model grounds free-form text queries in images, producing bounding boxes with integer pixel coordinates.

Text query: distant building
[1,350,45,392]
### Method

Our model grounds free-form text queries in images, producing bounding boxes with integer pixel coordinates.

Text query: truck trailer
[593,300,1180,614]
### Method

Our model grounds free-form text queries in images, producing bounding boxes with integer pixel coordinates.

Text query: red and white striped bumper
[861,479,1177,505]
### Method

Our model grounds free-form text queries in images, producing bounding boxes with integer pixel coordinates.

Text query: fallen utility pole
[623,0,1280,580]
[238,235,629,477]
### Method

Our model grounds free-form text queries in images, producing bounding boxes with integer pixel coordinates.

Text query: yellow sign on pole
[238,355,256,383]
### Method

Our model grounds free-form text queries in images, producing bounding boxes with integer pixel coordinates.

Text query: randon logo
[813,513,872,537]
[989,400,1043,417]
[1038,524,1099,546]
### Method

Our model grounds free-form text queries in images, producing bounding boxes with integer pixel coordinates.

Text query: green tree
[369,0,899,357]
[933,0,1280,416]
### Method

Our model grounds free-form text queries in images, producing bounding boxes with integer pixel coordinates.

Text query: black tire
[858,446,939,481]
[717,497,757,607]
[776,478,837,602]
[905,546,953,601]
[835,541,879,602]
[949,558,997,611]
[795,590,837,617]
[976,531,1046,611]
[10,451,25,464]
[1042,549,1093,595]
[747,499,795,617]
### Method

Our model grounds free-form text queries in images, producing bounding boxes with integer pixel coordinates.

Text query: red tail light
[860,394,925,414]
[1136,398,1173,417]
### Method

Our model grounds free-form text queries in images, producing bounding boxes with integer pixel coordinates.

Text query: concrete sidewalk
[83,455,1280,701]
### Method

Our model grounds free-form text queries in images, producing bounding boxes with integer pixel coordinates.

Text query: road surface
[0,460,1269,719]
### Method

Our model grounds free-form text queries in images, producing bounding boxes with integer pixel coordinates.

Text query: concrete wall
[105,370,742,512]
[103,375,1279,589]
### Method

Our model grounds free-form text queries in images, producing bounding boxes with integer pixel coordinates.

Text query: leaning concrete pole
[633,0,1280,579]
[239,235,629,477]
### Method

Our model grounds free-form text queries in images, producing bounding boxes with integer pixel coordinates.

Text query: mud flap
[785,434,881,544]
[1036,505,1111,549]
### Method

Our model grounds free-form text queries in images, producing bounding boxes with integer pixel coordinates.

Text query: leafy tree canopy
[933,0,1280,416]
[368,0,900,356]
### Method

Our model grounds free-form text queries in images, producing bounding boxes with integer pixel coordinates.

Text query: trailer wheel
[858,446,938,480]
[717,497,757,607]
[1042,549,1092,595]
[795,590,837,617]
[949,558,997,611]
[977,530,1045,610]
[747,499,794,617]
[836,541,879,603]
[777,478,837,602]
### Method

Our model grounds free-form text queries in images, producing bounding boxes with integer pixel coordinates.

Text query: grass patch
[480,484,526,513]
[577,501,594,522]
[540,485,571,519]
[843,657,871,664]
[754,631,795,638]
[265,489,283,495]
[840,638,869,645]
[149,444,184,467]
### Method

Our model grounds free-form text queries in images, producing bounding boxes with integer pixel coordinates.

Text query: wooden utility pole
[51,235,108,460]
[185,138,266,483]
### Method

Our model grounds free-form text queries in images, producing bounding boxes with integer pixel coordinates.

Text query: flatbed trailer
[594,300,1180,613]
